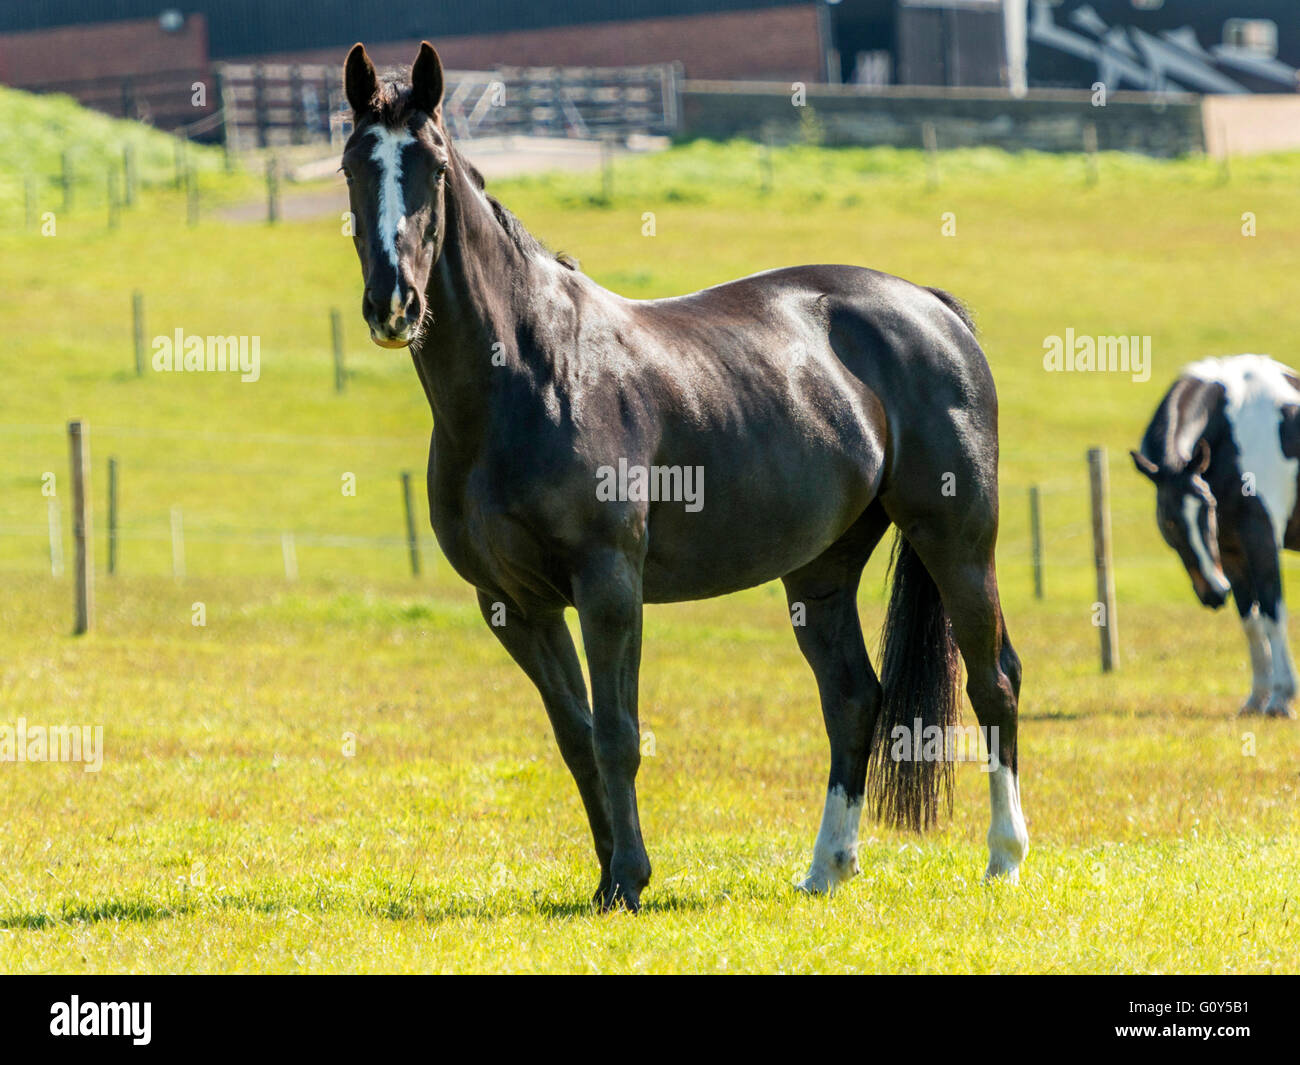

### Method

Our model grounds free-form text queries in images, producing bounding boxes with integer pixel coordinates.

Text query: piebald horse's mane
[363,71,577,271]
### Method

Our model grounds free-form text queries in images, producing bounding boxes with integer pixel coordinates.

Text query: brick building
[0,2,1292,135]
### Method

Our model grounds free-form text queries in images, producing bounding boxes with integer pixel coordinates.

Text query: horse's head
[1132,440,1231,608]
[341,41,449,349]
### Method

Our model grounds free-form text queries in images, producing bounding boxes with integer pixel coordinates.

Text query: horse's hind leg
[476,590,616,902]
[907,537,1028,882]
[783,504,890,894]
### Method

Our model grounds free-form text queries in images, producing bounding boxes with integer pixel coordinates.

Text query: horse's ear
[1131,450,1160,481]
[345,42,379,116]
[410,41,444,116]
[1192,438,1212,474]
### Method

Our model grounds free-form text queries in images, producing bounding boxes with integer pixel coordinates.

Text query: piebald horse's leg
[573,549,652,911]
[1239,531,1297,718]
[476,591,616,900]
[1261,602,1297,719]
[782,509,889,895]
[1240,607,1274,715]
[1222,549,1270,715]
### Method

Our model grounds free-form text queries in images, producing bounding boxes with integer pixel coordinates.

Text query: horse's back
[630,263,989,395]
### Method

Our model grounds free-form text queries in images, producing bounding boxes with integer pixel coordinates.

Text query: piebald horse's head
[341,41,449,348]
[1132,441,1232,609]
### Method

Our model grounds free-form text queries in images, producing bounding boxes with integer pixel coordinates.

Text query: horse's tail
[866,532,962,831]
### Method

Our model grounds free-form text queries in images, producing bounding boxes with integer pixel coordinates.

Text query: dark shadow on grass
[2,886,718,932]
[368,888,718,924]
[0,893,332,931]
[0,898,196,930]
[1025,706,1245,722]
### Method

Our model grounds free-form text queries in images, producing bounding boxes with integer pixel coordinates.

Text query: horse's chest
[428,490,500,587]
[428,469,568,605]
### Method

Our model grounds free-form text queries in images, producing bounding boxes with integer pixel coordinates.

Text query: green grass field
[1,89,1298,972]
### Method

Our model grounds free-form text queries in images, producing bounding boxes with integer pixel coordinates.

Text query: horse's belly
[639,460,879,602]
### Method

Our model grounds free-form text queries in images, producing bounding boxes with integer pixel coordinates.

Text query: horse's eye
[435,162,448,179]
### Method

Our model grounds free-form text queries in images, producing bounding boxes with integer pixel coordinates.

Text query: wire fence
[0,421,442,583]
[11,418,1300,614]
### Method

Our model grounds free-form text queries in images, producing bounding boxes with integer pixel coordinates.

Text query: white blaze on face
[1181,495,1230,596]
[368,125,415,307]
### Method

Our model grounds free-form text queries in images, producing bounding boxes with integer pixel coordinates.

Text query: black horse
[340,42,1028,909]
[1133,354,1300,719]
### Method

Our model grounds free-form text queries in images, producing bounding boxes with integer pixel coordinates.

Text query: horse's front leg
[1221,546,1271,715]
[476,591,616,899]
[1241,535,1297,719]
[573,550,651,911]
[1261,600,1297,719]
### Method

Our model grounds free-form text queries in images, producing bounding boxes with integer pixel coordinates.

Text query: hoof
[796,849,858,896]
[1238,695,1268,716]
[984,862,1021,884]
[594,884,641,913]
[1264,699,1296,720]
[594,856,650,912]
[985,833,1027,884]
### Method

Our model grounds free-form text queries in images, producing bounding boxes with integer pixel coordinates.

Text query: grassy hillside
[1,118,1298,972]
[0,85,254,221]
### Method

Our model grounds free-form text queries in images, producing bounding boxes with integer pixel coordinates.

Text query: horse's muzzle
[370,332,410,349]
[363,285,419,348]
[1196,582,1230,610]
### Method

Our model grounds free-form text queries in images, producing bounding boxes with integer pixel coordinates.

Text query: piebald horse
[340,42,1028,908]
[1133,354,1300,719]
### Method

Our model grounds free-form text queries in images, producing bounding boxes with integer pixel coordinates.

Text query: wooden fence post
[61,149,74,212]
[282,531,298,581]
[107,457,119,576]
[921,121,939,190]
[400,471,421,577]
[171,505,186,580]
[68,420,93,634]
[122,143,137,206]
[254,64,269,148]
[215,66,238,171]
[1088,447,1119,671]
[266,156,280,224]
[133,291,146,376]
[330,308,346,393]
[1083,121,1099,186]
[107,166,120,230]
[1029,484,1044,601]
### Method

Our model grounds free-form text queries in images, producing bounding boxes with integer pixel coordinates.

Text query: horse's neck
[415,170,558,451]
[1155,379,1223,469]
